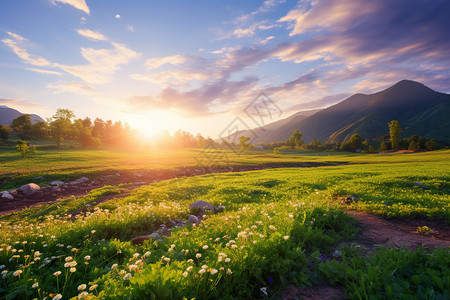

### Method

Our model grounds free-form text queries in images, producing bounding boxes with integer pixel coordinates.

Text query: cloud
[47,82,96,95]
[0,98,43,110]
[145,55,187,69]
[127,25,135,32]
[76,29,108,41]
[55,42,140,84]
[2,32,51,67]
[115,14,121,19]
[26,68,63,75]
[236,0,287,23]
[52,0,90,14]
[260,36,274,45]
[284,93,351,112]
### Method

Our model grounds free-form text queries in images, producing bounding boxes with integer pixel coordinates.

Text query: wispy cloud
[76,29,108,41]
[2,32,51,67]
[26,68,63,76]
[47,82,96,95]
[145,55,187,69]
[52,0,90,14]
[0,97,44,110]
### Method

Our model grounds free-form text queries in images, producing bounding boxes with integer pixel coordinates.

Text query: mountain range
[221,80,450,144]
[0,106,45,126]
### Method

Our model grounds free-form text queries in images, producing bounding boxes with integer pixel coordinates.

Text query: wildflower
[65,256,73,262]
[111,264,118,269]
[183,271,188,277]
[196,253,202,259]
[132,253,140,259]
[0,265,5,270]
[78,284,87,291]
[89,284,98,291]
[129,264,139,272]
[53,271,62,276]
[227,268,232,275]
[143,251,151,257]
[186,266,193,272]
[231,245,238,249]
[253,241,257,244]
[13,270,22,276]
[52,294,63,300]
[187,259,194,264]
[210,268,218,275]
[283,236,289,240]
[123,273,132,280]
[261,287,268,296]
[202,245,208,250]
[84,255,91,261]
[201,264,208,269]
[163,257,170,262]
[22,241,27,245]
[269,225,277,231]
[32,282,39,288]
[91,230,96,234]
[70,267,76,272]
[288,214,294,218]
[225,258,231,263]
[78,291,88,299]
[198,269,206,274]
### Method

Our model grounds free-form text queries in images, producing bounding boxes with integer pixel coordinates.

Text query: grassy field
[0,150,449,299]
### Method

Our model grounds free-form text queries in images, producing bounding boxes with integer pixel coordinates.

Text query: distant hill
[220,80,450,144]
[0,106,45,125]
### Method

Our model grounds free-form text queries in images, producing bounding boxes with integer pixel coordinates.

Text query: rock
[189,200,215,213]
[52,187,61,192]
[50,180,64,186]
[188,215,199,224]
[2,193,14,200]
[216,205,226,212]
[18,183,40,196]
[131,236,150,245]
[149,232,163,241]
[228,166,234,171]
[76,177,89,183]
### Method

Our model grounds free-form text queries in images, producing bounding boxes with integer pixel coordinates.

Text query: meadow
[0,149,449,299]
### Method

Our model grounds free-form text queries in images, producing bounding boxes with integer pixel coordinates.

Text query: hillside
[223,80,450,144]
[0,105,45,125]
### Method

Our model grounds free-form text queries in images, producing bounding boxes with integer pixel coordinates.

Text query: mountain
[0,106,45,125]
[219,109,321,144]
[221,80,450,144]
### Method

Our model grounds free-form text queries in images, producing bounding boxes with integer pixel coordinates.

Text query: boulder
[189,200,215,213]
[216,205,226,212]
[188,215,199,224]
[50,180,64,186]
[149,232,163,241]
[18,183,40,196]
[131,236,149,245]
[2,193,14,200]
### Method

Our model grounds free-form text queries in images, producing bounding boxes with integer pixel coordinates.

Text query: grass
[0,149,448,299]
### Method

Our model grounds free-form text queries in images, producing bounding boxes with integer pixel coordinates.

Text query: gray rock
[189,200,215,213]
[2,193,14,200]
[149,232,163,241]
[188,215,199,224]
[18,183,40,196]
[52,187,61,192]
[228,166,234,171]
[216,205,226,212]
[75,177,89,183]
[50,180,64,186]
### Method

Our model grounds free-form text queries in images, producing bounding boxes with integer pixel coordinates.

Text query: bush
[15,140,37,158]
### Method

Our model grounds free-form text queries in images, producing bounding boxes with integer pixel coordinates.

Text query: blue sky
[1,0,449,138]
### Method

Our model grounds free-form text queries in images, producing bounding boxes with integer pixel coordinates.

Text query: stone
[188,215,199,224]
[228,166,234,171]
[189,200,215,213]
[2,193,14,200]
[149,232,163,241]
[76,177,89,183]
[216,205,226,212]
[50,180,64,186]
[18,183,40,196]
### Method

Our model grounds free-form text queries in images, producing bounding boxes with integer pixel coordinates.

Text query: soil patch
[347,211,450,250]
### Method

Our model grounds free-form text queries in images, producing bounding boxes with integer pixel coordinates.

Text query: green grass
[0,150,448,299]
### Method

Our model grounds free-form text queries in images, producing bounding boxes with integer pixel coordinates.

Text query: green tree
[388,120,401,150]
[425,139,437,151]
[11,114,32,139]
[239,136,251,151]
[49,108,75,148]
[287,130,304,149]
[15,140,36,158]
[0,125,9,140]
[368,145,375,153]
[380,141,388,151]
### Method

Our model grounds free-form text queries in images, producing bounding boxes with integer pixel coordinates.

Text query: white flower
[225,258,231,263]
[32,282,39,288]
[78,291,88,299]
[163,257,170,262]
[52,294,62,300]
[210,268,218,275]
[269,225,277,231]
[65,256,73,262]
[227,268,232,275]
[123,273,132,280]
[13,270,22,276]
[91,230,96,234]
[70,267,76,273]
[183,271,188,277]
[84,255,91,261]
[89,284,98,291]
[186,266,193,272]
[202,245,208,250]
[111,263,118,269]
[78,284,87,291]
[198,269,206,274]
[283,236,289,240]
[196,253,202,259]
[53,271,61,276]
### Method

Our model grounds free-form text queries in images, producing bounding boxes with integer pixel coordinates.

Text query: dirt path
[0,162,338,215]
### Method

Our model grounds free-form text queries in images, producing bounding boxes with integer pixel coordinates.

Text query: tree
[11,114,32,139]
[425,139,437,151]
[239,136,251,151]
[388,120,401,150]
[287,130,304,149]
[0,125,9,140]
[340,133,363,152]
[15,140,36,158]
[49,108,75,148]
[380,141,388,151]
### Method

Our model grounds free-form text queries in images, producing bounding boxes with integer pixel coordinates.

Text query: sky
[1,0,450,138]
